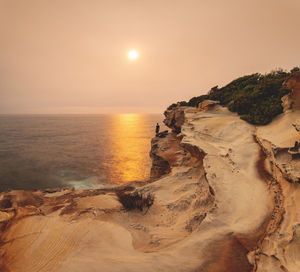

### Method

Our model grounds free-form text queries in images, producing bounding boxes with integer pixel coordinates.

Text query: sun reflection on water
[108,114,152,183]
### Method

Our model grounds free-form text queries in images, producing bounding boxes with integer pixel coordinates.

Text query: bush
[116,191,154,211]
[165,68,294,125]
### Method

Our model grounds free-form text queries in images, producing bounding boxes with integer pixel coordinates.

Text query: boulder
[198,100,219,111]
[164,107,186,134]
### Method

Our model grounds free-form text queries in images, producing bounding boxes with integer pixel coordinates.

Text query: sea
[0,114,165,192]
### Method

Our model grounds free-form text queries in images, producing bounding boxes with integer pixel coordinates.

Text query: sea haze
[0,114,165,191]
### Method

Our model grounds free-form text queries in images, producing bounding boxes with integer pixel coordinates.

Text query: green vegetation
[167,67,299,125]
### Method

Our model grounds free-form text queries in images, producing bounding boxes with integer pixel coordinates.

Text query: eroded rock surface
[163,107,187,134]
[293,119,300,131]
[283,71,300,111]
[198,99,220,111]
[0,94,299,271]
[252,84,300,271]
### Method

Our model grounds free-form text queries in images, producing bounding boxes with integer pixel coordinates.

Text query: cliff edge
[0,74,299,272]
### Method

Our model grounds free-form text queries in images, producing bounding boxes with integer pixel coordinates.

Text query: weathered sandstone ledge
[0,76,299,272]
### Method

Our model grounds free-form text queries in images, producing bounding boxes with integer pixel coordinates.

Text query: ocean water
[0,114,165,192]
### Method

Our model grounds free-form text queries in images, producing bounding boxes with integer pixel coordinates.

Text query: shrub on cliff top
[166,68,296,125]
[116,191,154,211]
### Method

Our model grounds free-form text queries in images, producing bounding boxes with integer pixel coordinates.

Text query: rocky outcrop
[164,102,299,272]
[0,95,299,272]
[149,129,206,179]
[0,125,216,272]
[163,102,221,133]
[250,135,300,272]
[163,107,186,133]
[281,94,293,112]
[251,100,300,271]
[149,137,171,179]
[282,71,300,111]
[198,99,219,111]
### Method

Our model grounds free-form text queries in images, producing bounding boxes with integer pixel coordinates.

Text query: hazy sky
[1,0,300,114]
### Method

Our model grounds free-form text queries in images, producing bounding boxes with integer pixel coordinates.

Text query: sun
[128,50,139,60]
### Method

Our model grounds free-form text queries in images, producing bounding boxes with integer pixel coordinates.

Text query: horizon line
[0,112,163,115]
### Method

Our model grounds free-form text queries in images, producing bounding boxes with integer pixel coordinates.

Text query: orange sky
[0,0,300,114]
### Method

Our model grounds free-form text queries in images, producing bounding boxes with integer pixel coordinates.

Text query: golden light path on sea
[108,114,150,183]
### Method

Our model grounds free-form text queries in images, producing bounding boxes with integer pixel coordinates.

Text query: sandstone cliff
[0,74,299,272]
[283,71,300,111]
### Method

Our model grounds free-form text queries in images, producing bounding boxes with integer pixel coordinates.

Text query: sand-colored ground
[0,102,299,272]
[253,109,300,272]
